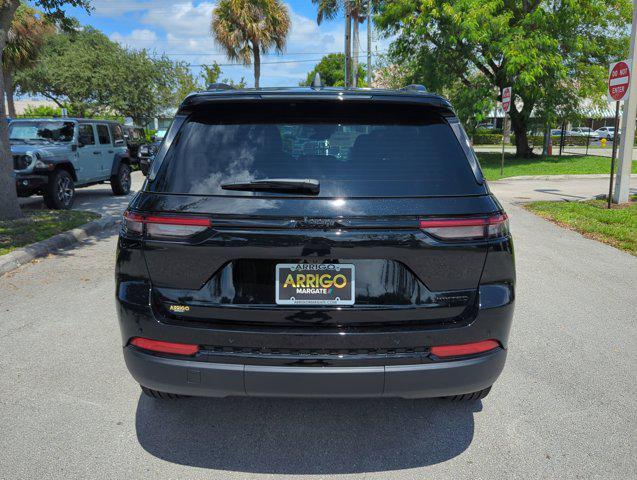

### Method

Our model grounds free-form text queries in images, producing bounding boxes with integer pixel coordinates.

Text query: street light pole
[344,2,352,88]
[613,1,637,203]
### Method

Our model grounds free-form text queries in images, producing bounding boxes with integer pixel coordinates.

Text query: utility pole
[613,1,637,203]
[345,1,351,88]
[367,0,372,86]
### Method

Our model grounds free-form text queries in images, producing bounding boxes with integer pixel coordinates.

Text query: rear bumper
[124,345,506,398]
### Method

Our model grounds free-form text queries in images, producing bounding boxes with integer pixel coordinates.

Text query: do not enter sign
[501,87,512,113]
[608,61,631,102]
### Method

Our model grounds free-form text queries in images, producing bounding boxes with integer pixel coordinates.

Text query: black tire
[444,386,491,402]
[43,169,75,210]
[140,385,187,400]
[111,162,131,195]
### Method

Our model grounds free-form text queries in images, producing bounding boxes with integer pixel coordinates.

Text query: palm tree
[211,0,290,89]
[312,0,367,87]
[3,3,53,117]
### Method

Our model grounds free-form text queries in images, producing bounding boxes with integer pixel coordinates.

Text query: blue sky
[50,1,387,87]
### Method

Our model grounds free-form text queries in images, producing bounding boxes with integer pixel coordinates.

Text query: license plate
[275,263,355,305]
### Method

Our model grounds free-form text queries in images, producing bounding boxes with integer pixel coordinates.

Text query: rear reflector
[420,214,508,240]
[430,340,500,358]
[130,337,199,356]
[123,211,211,238]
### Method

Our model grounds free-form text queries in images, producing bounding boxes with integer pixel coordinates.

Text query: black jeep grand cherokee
[116,86,515,401]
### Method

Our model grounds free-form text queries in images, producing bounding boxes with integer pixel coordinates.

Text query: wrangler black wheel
[43,169,75,210]
[111,163,131,195]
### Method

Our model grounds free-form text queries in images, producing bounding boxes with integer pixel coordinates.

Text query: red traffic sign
[608,60,630,102]
[501,87,512,113]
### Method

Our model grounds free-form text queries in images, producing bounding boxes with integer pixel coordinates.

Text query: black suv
[116,86,515,401]
[121,125,146,163]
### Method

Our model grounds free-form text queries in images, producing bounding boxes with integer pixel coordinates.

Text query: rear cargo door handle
[108,150,114,153]
[93,151,100,155]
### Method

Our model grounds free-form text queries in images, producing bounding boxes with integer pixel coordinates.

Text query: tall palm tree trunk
[0,50,21,219]
[252,41,260,88]
[4,68,15,117]
[0,0,22,220]
[352,11,359,87]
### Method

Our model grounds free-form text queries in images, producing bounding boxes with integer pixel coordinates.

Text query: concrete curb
[493,174,637,181]
[0,214,120,276]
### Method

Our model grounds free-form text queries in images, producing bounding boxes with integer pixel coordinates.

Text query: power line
[188,59,341,67]
[146,50,386,57]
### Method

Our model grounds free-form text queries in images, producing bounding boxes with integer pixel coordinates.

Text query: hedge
[471,134,626,146]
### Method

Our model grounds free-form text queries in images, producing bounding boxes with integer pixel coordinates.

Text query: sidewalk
[474,144,637,159]
[489,174,637,203]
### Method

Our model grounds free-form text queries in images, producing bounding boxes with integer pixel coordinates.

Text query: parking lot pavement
[489,174,637,203]
[1,199,636,479]
[18,170,146,217]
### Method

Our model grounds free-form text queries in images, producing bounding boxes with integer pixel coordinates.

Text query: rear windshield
[9,121,75,143]
[150,103,483,197]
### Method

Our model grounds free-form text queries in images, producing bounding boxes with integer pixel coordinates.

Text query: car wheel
[140,385,188,400]
[43,169,75,210]
[444,386,491,402]
[111,163,131,195]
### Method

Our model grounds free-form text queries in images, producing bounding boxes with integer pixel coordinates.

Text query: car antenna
[311,73,323,90]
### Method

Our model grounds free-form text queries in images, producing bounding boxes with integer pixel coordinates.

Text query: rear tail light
[123,211,144,234]
[420,213,509,240]
[431,340,500,358]
[130,337,199,356]
[123,211,211,238]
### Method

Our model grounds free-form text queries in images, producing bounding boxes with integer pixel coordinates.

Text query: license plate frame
[275,263,355,306]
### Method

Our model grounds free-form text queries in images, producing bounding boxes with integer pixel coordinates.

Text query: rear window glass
[150,103,482,197]
[96,124,111,144]
[110,124,124,143]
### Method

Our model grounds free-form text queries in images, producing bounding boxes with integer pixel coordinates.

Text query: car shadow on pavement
[135,395,479,474]
[20,188,136,218]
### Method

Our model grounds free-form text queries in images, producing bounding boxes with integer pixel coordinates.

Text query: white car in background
[570,127,600,139]
[594,126,619,140]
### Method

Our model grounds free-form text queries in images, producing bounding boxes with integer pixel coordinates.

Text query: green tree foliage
[15,27,120,117]
[199,62,246,88]
[300,53,366,86]
[20,104,62,117]
[375,0,632,157]
[113,48,177,124]
[15,28,181,124]
[211,0,291,88]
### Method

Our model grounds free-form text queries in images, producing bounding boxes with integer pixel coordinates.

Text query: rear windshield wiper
[221,178,320,195]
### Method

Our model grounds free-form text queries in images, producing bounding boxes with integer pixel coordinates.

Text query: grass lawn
[476,152,637,181]
[0,210,100,256]
[525,196,637,255]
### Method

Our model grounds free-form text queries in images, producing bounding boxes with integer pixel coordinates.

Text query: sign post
[606,60,631,208]
[500,87,512,175]
[613,2,636,204]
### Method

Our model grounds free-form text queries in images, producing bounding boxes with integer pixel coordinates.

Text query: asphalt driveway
[18,171,146,217]
[1,176,635,479]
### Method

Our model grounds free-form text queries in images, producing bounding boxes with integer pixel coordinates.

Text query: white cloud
[92,0,149,16]
[110,29,158,50]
